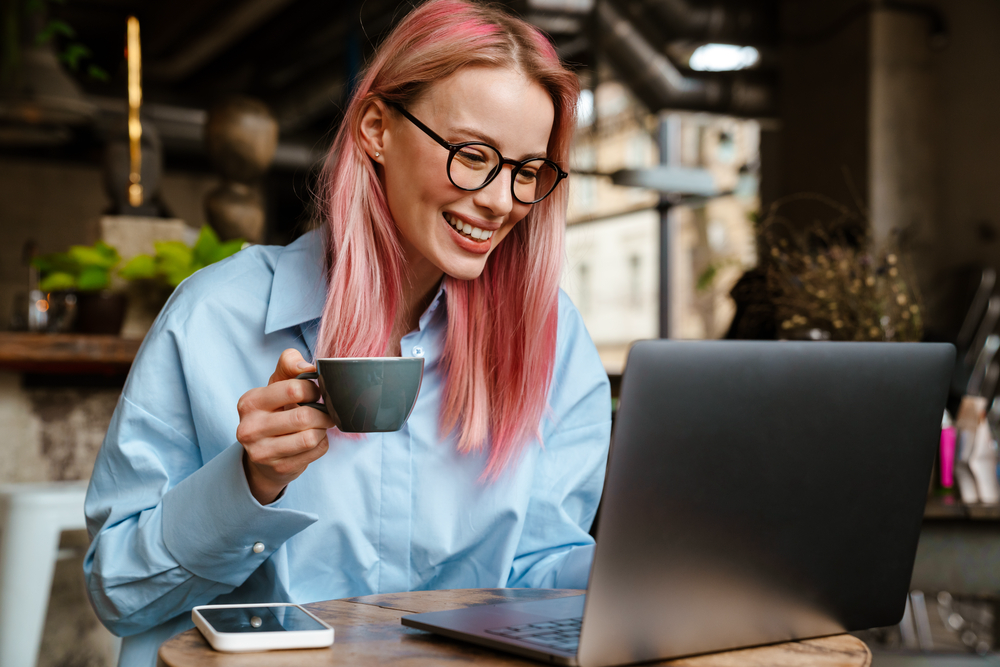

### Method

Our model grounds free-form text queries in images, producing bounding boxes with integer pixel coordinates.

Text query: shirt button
[252,542,265,554]
[412,346,424,357]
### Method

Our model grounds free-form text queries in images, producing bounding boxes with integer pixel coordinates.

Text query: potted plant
[119,225,245,288]
[32,227,245,336]
[32,240,128,334]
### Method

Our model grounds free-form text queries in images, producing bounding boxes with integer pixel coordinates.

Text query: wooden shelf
[0,332,141,374]
[925,495,1000,520]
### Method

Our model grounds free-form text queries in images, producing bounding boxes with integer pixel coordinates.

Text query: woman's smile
[443,210,502,255]
[443,212,496,241]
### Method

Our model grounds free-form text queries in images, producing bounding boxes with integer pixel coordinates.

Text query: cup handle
[295,371,328,414]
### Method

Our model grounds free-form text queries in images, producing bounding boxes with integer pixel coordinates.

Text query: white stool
[0,481,90,667]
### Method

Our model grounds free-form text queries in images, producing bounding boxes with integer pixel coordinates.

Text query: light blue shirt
[83,229,611,667]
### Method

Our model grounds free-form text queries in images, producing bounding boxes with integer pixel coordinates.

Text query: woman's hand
[237,349,335,504]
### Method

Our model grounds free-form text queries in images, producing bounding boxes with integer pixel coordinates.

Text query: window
[629,254,642,308]
[578,263,591,314]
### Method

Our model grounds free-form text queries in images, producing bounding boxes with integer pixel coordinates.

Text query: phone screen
[199,606,327,633]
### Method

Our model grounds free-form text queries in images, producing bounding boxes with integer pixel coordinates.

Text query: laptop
[401,340,954,666]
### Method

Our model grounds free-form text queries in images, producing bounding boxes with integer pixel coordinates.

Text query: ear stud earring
[375,152,380,157]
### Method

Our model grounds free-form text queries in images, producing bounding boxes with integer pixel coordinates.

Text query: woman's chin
[442,259,488,282]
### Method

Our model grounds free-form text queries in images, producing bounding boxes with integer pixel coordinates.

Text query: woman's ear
[359,100,388,164]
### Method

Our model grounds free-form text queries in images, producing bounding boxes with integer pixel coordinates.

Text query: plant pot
[75,291,128,335]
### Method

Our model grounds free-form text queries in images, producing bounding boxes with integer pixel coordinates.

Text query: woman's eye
[516,169,538,183]
[456,149,489,166]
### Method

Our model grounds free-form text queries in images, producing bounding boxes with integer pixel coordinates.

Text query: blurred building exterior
[561,79,760,372]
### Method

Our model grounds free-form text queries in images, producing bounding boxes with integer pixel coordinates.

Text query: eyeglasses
[390,102,568,205]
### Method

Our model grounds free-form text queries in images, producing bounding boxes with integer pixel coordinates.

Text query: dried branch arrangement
[759,194,923,342]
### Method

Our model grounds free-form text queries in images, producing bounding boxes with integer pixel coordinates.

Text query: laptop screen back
[579,341,953,667]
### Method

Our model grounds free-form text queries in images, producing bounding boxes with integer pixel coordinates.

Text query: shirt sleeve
[507,292,612,590]
[83,290,318,637]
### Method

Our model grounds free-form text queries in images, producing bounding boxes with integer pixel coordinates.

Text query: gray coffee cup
[296,357,424,433]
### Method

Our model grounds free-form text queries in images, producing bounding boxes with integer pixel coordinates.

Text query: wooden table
[157,589,871,667]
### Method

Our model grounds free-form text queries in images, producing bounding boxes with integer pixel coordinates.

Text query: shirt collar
[418,279,448,332]
[264,228,328,336]
[264,227,450,349]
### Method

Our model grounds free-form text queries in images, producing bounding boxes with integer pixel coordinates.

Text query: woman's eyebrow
[449,125,547,160]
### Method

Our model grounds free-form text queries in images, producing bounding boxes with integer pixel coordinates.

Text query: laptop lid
[578,340,953,667]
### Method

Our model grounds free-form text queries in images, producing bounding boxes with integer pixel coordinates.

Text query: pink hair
[314,0,579,479]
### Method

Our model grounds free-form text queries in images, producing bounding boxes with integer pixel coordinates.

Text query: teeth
[444,213,494,240]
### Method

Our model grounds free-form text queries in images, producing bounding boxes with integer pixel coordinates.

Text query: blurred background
[1,0,999,665]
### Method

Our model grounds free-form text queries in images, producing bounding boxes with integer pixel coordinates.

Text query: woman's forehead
[413,66,555,157]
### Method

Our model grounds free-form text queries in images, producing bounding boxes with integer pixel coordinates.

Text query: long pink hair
[315,0,579,479]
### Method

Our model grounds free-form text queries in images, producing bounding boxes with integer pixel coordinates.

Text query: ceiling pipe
[645,0,773,43]
[596,0,774,116]
[145,0,298,82]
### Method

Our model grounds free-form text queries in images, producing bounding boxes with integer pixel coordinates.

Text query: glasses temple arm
[389,102,453,152]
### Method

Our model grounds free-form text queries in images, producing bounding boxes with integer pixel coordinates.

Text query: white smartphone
[192,603,334,652]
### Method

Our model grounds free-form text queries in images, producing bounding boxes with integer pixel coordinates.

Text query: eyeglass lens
[449,144,561,204]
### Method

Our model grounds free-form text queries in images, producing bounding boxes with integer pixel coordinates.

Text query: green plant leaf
[69,243,119,269]
[36,19,74,45]
[192,225,222,266]
[212,239,244,264]
[32,252,78,275]
[164,264,199,288]
[696,264,718,292]
[155,241,195,288]
[87,63,109,82]
[119,254,158,281]
[94,240,120,262]
[39,272,76,292]
[154,240,193,267]
[77,266,110,291]
[59,42,92,71]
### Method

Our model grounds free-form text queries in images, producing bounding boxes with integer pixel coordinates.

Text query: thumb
[270,348,315,384]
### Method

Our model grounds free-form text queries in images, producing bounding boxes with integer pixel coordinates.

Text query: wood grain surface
[157,589,871,667]
[0,332,139,373]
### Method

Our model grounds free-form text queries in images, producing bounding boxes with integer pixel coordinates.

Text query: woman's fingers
[242,428,330,504]
[238,349,327,505]
[238,405,334,443]
[244,428,330,472]
[238,378,322,416]
[253,431,331,471]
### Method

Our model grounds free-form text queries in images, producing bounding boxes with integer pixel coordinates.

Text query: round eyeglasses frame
[390,102,568,205]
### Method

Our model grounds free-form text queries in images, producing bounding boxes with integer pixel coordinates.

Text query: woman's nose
[472,165,514,217]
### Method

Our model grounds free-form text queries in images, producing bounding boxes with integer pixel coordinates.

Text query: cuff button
[252,542,265,554]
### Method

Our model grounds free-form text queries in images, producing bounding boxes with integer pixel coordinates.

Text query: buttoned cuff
[161,441,318,586]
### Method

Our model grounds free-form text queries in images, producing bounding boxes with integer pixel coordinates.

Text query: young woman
[84,2,611,665]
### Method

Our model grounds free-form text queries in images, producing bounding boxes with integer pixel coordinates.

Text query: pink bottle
[940,411,956,489]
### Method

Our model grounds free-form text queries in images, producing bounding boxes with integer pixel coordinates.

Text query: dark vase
[75,291,128,335]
